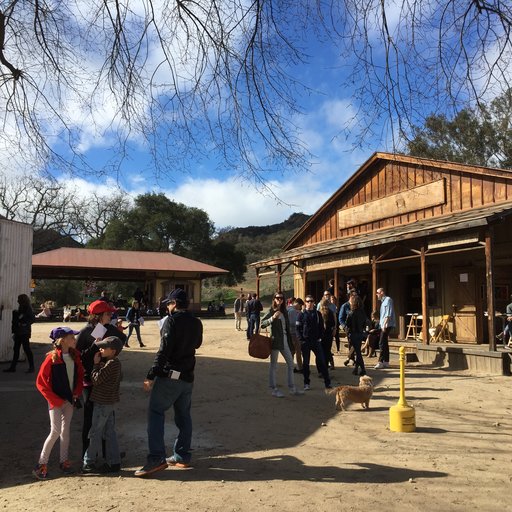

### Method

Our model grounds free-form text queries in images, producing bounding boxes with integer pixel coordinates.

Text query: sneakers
[98,463,121,474]
[289,387,304,395]
[271,388,284,398]
[303,384,311,391]
[32,463,48,480]
[81,463,100,475]
[166,456,191,469]
[293,368,303,374]
[134,460,167,477]
[374,361,390,369]
[59,460,75,474]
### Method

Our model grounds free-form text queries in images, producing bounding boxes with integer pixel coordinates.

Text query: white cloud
[127,175,331,229]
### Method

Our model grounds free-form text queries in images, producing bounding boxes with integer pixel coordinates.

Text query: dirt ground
[1,317,511,512]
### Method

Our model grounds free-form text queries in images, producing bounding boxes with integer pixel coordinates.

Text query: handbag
[248,332,272,359]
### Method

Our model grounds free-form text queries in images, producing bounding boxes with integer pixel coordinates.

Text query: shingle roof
[32,247,227,278]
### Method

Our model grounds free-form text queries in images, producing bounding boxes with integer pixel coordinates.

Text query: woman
[345,295,370,376]
[125,300,145,347]
[76,299,126,457]
[319,298,336,370]
[261,292,302,397]
[4,294,36,373]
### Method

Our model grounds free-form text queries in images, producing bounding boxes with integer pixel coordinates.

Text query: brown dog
[326,375,373,411]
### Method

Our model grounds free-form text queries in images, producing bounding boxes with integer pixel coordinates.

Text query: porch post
[256,271,261,298]
[485,227,496,351]
[277,264,282,292]
[334,269,339,299]
[420,246,429,345]
[371,255,377,312]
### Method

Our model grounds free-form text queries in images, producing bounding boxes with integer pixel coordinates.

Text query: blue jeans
[247,313,260,339]
[127,324,142,345]
[147,376,194,464]
[301,340,331,387]
[83,403,119,466]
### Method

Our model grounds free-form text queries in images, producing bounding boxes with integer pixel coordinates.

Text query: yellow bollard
[389,346,416,432]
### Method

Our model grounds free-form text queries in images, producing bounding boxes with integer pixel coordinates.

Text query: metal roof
[251,203,512,268]
[32,248,228,281]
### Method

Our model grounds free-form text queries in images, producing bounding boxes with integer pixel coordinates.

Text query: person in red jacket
[33,327,84,480]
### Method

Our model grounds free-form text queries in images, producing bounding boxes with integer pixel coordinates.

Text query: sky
[63,33,386,230]
[3,1,508,231]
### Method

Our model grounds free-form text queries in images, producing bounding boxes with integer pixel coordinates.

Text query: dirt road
[1,318,511,511]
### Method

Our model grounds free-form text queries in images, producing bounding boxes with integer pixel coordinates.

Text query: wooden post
[372,256,377,312]
[334,269,339,299]
[420,246,429,345]
[303,269,308,299]
[277,264,282,292]
[485,227,496,351]
[256,272,261,298]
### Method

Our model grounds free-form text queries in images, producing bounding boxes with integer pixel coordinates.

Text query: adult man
[374,287,396,369]
[135,289,203,477]
[296,295,331,391]
[287,297,304,373]
[338,289,358,366]
[246,293,263,340]
[234,293,245,331]
[504,294,512,346]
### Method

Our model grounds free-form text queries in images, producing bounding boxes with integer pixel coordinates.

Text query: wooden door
[451,271,478,343]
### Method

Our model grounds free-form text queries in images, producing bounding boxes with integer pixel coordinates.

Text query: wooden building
[0,219,33,362]
[32,248,228,311]
[251,153,512,370]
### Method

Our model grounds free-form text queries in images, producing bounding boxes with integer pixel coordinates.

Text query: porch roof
[32,247,228,281]
[251,202,512,269]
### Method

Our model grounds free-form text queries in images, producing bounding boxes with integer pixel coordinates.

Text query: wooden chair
[429,315,453,343]
[405,313,422,340]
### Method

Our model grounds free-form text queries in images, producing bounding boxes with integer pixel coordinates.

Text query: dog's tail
[324,387,338,396]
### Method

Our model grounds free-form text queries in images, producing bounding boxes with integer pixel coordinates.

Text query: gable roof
[32,247,227,280]
[283,152,512,251]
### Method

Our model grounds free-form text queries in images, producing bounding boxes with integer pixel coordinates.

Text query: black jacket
[12,305,35,337]
[77,322,126,385]
[148,310,203,382]
[296,309,324,343]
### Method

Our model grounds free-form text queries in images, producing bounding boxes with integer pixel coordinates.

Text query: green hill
[204,213,310,305]
[216,212,310,264]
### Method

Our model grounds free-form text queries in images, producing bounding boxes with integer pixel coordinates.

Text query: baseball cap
[88,299,117,315]
[95,336,123,356]
[162,288,188,304]
[49,326,80,341]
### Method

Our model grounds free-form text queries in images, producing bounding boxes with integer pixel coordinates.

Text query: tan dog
[326,375,373,411]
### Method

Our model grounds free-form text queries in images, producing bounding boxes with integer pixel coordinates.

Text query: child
[116,318,128,333]
[82,336,123,474]
[33,327,84,480]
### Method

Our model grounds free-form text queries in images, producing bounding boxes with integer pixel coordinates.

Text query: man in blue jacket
[296,295,331,391]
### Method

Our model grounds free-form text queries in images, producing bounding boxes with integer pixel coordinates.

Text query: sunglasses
[274,296,284,301]
[305,299,314,303]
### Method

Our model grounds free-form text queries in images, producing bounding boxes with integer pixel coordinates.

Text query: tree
[90,192,246,283]
[90,192,215,255]
[0,174,131,251]
[407,89,512,168]
[1,2,511,183]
